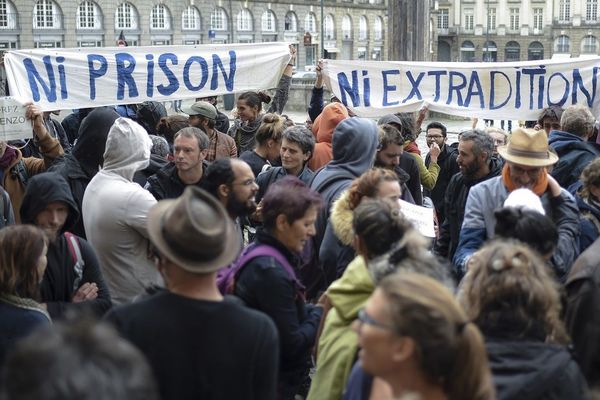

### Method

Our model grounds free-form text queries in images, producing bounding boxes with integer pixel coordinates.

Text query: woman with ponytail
[228,46,296,155]
[460,240,588,400]
[239,113,286,177]
[353,272,495,400]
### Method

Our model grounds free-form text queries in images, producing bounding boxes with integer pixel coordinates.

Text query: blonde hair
[459,240,568,344]
[379,272,495,400]
[255,113,285,145]
[348,168,399,210]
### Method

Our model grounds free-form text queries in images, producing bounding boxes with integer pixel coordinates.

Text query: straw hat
[497,128,558,167]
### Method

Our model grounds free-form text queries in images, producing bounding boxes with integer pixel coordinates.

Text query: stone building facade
[432,0,600,62]
[0,0,388,71]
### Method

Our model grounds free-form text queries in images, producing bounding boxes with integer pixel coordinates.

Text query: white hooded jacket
[83,118,161,305]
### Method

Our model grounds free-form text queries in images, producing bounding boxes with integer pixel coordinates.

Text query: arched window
[374,16,383,41]
[582,35,598,54]
[505,41,520,61]
[237,8,252,31]
[211,7,228,31]
[483,40,497,61]
[182,6,200,30]
[33,0,62,29]
[304,12,316,33]
[284,11,297,32]
[359,16,368,40]
[324,14,335,39]
[528,41,544,60]
[261,9,276,32]
[460,40,475,62]
[150,4,170,30]
[115,2,138,30]
[77,1,101,29]
[342,15,352,39]
[554,35,570,53]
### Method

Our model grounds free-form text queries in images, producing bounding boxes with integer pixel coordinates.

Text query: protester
[145,127,210,200]
[435,130,500,264]
[308,60,325,122]
[133,135,169,188]
[0,225,50,365]
[196,95,230,133]
[460,241,588,400]
[537,105,564,134]
[308,102,349,171]
[184,100,237,162]
[155,114,189,150]
[239,113,285,177]
[135,101,167,136]
[548,104,600,188]
[374,123,422,205]
[423,121,459,223]
[83,118,161,305]
[228,46,295,154]
[308,118,379,300]
[40,110,71,155]
[1,319,159,400]
[571,158,600,252]
[485,126,508,159]
[232,177,323,399]
[60,108,93,145]
[1,104,65,224]
[256,125,315,203]
[354,272,494,400]
[20,172,112,319]
[320,169,403,283]
[308,199,430,400]
[454,127,580,280]
[50,106,119,237]
[106,186,278,400]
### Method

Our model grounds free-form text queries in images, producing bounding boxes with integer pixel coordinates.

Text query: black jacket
[398,152,423,205]
[256,165,315,204]
[234,230,323,375]
[549,130,600,189]
[145,161,209,200]
[486,337,587,400]
[20,172,112,319]
[424,144,459,222]
[133,154,169,188]
[434,157,502,262]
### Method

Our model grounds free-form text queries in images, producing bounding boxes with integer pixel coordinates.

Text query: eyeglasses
[232,179,256,187]
[357,309,394,331]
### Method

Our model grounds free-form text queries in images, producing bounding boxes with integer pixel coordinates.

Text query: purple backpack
[217,244,306,296]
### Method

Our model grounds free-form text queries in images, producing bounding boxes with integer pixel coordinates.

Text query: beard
[461,160,482,181]
[226,194,257,218]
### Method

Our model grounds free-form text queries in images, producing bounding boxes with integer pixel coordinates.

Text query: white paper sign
[398,199,436,238]
[4,42,290,111]
[0,97,32,141]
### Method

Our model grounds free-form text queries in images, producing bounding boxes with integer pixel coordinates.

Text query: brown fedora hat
[497,127,559,167]
[147,186,241,273]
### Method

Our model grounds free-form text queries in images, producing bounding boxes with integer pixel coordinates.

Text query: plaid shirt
[206,129,238,162]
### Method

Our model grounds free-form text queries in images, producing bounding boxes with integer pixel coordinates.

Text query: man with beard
[453,128,580,281]
[184,101,237,162]
[145,127,210,200]
[202,158,259,248]
[434,130,501,266]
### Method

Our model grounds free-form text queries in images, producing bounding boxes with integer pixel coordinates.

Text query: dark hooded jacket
[424,144,459,223]
[569,181,600,253]
[256,165,315,204]
[434,157,503,263]
[20,172,112,319]
[133,154,169,188]
[549,130,600,189]
[307,118,379,298]
[49,107,120,238]
[145,160,210,200]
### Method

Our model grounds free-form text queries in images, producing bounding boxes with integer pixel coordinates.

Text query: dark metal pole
[321,0,325,58]
[485,0,490,61]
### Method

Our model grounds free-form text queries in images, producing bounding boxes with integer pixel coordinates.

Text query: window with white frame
[555,35,570,53]
[77,1,100,29]
[151,4,170,30]
[116,3,137,30]
[559,0,571,22]
[374,16,383,40]
[582,35,597,53]
[211,7,227,31]
[533,8,543,30]
[324,14,334,39]
[237,9,252,31]
[342,15,352,39]
[261,9,276,32]
[304,12,316,33]
[438,9,449,29]
[182,6,200,30]
[284,11,296,31]
[487,8,496,30]
[586,0,598,21]
[509,8,520,31]
[464,9,474,31]
[359,15,368,40]
[34,0,60,29]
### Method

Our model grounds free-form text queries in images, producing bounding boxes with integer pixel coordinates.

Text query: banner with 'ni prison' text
[3,42,290,111]
[322,57,600,120]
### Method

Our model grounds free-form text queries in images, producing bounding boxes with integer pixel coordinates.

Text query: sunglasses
[357,309,394,331]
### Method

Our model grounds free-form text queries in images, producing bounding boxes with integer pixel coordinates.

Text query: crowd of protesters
[1,46,600,400]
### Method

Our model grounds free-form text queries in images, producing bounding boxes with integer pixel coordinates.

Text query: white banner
[323,57,600,119]
[398,199,435,238]
[0,97,32,141]
[4,42,290,111]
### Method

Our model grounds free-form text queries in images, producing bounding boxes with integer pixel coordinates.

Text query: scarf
[0,146,17,169]
[502,163,548,196]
